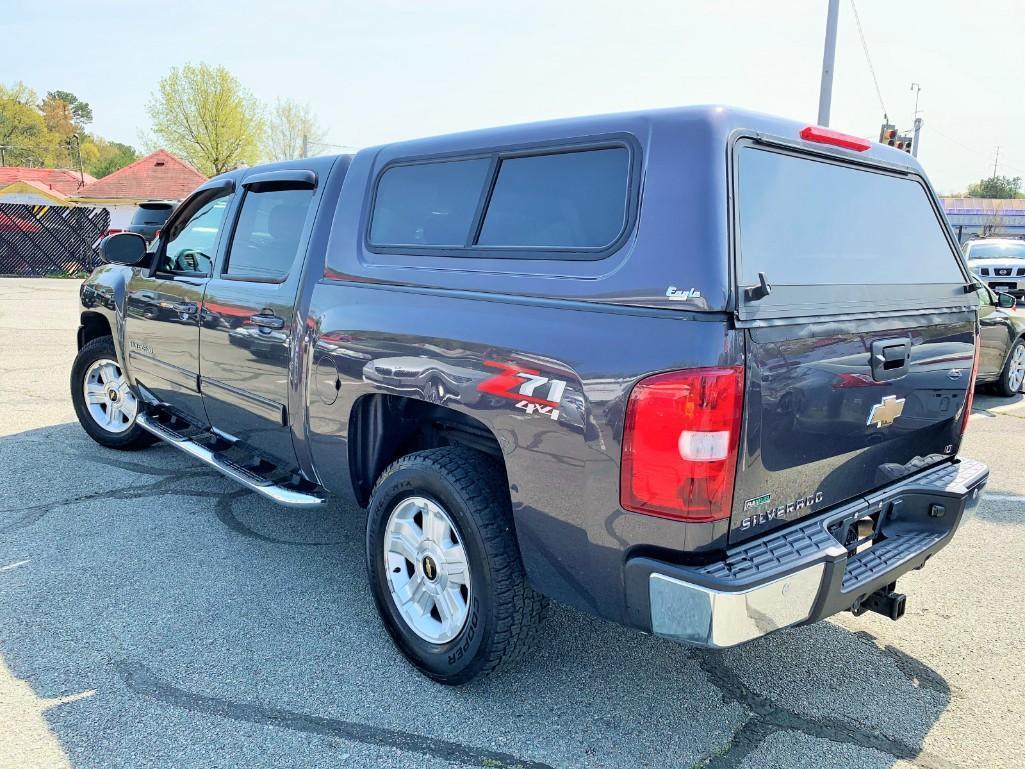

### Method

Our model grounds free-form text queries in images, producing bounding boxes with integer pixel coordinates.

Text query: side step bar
[137,414,326,509]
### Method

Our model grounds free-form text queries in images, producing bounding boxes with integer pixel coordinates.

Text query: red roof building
[73,150,207,203]
[0,167,94,198]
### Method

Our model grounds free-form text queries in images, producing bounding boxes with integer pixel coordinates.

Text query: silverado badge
[867,394,905,428]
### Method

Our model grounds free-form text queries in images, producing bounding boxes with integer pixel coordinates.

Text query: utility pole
[301,134,309,159]
[817,0,841,126]
[993,146,1000,178]
[910,82,923,158]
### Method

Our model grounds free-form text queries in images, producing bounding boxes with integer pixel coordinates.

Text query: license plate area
[989,282,1017,292]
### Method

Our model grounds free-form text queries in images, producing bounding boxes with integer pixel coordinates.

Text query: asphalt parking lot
[2,277,1024,769]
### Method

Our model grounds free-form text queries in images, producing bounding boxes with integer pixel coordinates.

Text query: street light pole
[69,134,85,187]
[817,0,841,126]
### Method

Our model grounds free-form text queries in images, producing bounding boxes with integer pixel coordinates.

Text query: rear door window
[737,147,964,286]
[369,158,490,247]
[477,147,630,248]
[225,187,314,280]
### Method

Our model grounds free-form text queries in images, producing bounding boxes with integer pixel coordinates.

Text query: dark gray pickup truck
[72,106,989,684]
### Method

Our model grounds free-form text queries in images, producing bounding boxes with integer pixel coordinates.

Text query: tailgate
[729,140,976,543]
[733,313,974,542]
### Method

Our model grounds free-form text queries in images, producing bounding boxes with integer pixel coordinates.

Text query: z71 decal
[477,360,567,421]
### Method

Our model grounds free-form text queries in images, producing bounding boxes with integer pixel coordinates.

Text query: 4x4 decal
[477,360,567,421]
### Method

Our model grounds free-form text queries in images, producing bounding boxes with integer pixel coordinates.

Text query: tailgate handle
[871,338,911,381]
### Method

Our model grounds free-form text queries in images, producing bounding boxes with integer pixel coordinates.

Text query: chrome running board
[137,413,326,509]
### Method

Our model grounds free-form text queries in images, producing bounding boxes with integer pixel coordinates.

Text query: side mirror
[99,232,149,266]
[997,292,1018,309]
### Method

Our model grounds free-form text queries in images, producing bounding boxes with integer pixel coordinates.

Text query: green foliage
[0,81,136,177]
[146,63,264,175]
[80,137,138,178]
[966,175,1023,199]
[0,81,59,166]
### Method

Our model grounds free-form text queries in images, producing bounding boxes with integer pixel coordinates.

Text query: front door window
[160,192,234,275]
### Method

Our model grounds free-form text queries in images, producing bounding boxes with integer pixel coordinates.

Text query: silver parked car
[964,238,1025,297]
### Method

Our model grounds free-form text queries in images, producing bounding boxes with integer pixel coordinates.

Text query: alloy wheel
[1009,344,1025,393]
[383,495,471,644]
[83,358,138,434]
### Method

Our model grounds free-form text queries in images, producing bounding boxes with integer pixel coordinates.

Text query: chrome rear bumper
[628,458,988,649]
[650,564,825,647]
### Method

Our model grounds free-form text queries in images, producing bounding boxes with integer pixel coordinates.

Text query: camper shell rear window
[737,146,964,287]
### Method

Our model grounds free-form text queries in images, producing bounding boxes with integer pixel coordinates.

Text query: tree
[146,63,264,175]
[966,175,1023,199]
[265,99,326,161]
[0,82,60,166]
[44,90,92,127]
[0,81,133,173]
[36,91,94,168]
[79,137,138,178]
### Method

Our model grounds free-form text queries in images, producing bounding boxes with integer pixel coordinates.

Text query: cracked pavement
[1,278,1024,769]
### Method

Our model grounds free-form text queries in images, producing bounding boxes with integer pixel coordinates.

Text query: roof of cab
[204,153,342,188]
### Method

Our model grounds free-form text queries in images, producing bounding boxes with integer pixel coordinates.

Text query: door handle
[250,313,285,330]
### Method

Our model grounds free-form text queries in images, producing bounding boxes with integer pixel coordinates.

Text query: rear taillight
[960,336,981,436]
[103,228,125,237]
[620,367,744,522]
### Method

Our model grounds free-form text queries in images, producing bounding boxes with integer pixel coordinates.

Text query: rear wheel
[996,339,1025,397]
[366,447,545,684]
[70,336,155,450]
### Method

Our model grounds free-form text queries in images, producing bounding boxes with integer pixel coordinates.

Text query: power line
[926,124,1025,181]
[307,139,360,151]
[849,0,888,122]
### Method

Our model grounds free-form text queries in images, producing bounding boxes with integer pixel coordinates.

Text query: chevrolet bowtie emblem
[867,394,906,428]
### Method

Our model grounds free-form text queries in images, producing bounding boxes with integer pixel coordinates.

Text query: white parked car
[964,238,1025,298]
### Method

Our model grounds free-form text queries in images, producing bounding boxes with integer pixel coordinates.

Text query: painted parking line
[982,494,1025,503]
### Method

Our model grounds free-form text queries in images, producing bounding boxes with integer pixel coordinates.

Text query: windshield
[966,242,1025,259]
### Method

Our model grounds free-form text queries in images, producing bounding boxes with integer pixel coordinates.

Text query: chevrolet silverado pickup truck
[72,107,989,684]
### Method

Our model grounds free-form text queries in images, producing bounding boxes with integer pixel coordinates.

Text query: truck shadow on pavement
[0,423,961,769]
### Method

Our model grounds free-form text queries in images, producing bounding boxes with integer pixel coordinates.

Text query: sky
[3,0,1023,194]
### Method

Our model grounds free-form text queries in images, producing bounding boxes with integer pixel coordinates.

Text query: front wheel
[70,336,156,450]
[366,447,545,684]
[996,339,1025,397]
